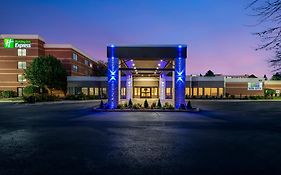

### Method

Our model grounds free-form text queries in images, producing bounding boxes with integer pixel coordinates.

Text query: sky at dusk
[0,0,273,76]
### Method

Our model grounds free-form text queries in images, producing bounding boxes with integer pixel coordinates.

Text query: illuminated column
[174,45,186,109]
[159,73,166,100]
[107,45,119,109]
[126,74,133,100]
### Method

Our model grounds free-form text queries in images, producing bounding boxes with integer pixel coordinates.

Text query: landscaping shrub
[186,100,192,109]
[157,99,162,109]
[23,85,39,96]
[128,98,133,108]
[1,90,17,98]
[230,95,235,99]
[23,94,60,103]
[163,102,174,110]
[151,102,156,109]
[144,99,149,108]
[99,100,104,109]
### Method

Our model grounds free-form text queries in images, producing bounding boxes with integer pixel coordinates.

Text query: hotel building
[0,34,96,96]
[1,34,281,105]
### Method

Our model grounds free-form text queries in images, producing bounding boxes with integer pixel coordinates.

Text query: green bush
[187,100,192,109]
[157,99,162,109]
[144,99,149,108]
[128,98,133,108]
[1,90,17,98]
[23,85,39,96]
[230,95,235,99]
[151,102,156,109]
[23,94,60,103]
[163,102,174,110]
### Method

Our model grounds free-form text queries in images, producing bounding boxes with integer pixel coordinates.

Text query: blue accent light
[175,45,186,109]
[108,45,119,109]
[110,44,115,48]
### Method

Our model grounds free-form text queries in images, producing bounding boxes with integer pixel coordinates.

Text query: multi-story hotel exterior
[0,34,96,96]
[1,34,281,102]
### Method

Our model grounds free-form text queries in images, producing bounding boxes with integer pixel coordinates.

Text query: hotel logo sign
[4,38,31,48]
[248,82,263,91]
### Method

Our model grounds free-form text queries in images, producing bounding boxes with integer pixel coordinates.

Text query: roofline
[44,44,94,61]
[107,44,188,48]
[0,34,45,41]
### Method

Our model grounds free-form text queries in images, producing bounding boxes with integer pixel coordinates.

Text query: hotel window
[72,53,78,61]
[204,88,211,96]
[193,88,198,96]
[89,88,94,95]
[134,87,140,96]
[121,88,126,99]
[84,59,89,66]
[166,88,172,98]
[82,88,88,95]
[151,87,158,97]
[17,49,26,56]
[198,88,203,96]
[89,63,93,68]
[102,88,107,95]
[72,65,78,72]
[94,88,99,96]
[18,61,26,69]
[185,88,190,96]
[218,88,224,96]
[18,74,26,82]
[211,88,218,96]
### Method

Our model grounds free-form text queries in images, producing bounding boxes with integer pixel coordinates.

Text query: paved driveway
[0,101,281,175]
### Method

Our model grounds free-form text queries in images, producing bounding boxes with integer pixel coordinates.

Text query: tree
[264,74,268,80]
[25,55,67,93]
[271,72,281,80]
[204,70,215,77]
[249,0,281,72]
[93,60,107,76]
[144,99,149,108]
[248,74,257,78]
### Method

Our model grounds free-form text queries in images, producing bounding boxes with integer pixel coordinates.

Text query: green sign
[4,38,14,48]
[3,38,31,48]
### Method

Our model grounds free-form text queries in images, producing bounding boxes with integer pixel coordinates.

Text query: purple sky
[1,0,273,76]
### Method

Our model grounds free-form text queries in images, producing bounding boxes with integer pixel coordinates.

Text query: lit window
[94,88,99,96]
[89,88,94,95]
[193,88,198,96]
[72,65,78,72]
[198,88,203,96]
[17,49,26,56]
[211,88,218,96]
[121,88,126,96]
[166,88,171,96]
[82,88,88,95]
[72,53,78,61]
[204,88,211,96]
[185,88,190,96]
[18,61,26,69]
[18,74,26,82]
[89,63,93,68]
[218,88,224,96]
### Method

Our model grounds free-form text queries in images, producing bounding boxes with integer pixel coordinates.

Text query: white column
[159,73,166,100]
[126,74,133,100]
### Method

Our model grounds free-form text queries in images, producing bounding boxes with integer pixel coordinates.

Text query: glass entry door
[141,87,151,98]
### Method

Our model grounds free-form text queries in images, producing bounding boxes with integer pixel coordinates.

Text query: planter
[93,108,200,112]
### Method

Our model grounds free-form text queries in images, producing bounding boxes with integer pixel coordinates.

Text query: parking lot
[0,100,281,175]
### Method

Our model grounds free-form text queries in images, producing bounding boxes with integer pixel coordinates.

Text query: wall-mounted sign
[4,38,31,49]
[248,82,263,90]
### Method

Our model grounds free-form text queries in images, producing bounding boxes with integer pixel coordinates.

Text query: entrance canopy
[107,45,187,109]
[107,45,187,59]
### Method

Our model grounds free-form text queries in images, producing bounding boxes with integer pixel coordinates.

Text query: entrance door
[141,87,151,98]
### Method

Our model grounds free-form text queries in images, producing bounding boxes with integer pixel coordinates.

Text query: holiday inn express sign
[4,38,31,48]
